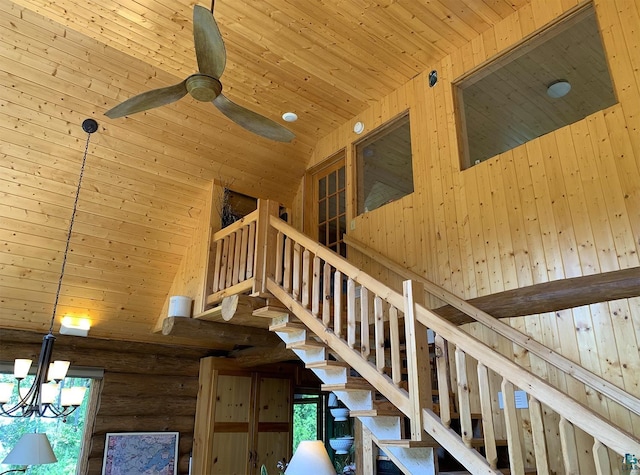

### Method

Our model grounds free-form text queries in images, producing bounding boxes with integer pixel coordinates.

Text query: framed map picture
[102,432,179,475]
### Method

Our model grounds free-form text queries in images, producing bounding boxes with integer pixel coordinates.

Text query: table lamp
[285,440,335,475]
[1,433,57,475]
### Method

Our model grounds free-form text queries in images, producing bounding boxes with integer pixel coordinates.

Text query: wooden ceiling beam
[433,267,640,325]
[161,316,280,348]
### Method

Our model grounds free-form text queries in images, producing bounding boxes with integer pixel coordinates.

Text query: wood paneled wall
[0,329,209,475]
[300,0,640,471]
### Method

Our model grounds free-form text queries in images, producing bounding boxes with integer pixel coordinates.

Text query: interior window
[456,3,616,169]
[355,114,413,214]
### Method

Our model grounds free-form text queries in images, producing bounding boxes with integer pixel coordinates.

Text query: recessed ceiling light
[547,80,571,98]
[282,112,298,122]
[353,121,365,134]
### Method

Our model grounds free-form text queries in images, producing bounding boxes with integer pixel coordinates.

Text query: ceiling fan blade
[213,94,295,143]
[105,80,189,118]
[193,5,226,79]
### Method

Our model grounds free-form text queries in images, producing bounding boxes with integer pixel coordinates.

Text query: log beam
[228,341,295,367]
[161,317,280,348]
[434,267,640,324]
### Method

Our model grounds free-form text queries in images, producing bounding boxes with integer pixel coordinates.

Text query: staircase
[205,200,640,474]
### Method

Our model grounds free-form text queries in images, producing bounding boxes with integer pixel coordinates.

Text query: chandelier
[0,119,98,420]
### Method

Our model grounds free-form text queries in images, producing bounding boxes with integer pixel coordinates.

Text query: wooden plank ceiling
[0,0,529,348]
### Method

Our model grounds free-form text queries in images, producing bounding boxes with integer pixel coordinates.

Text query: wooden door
[309,157,347,257]
[251,376,292,474]
[193,358,295,475]
[211,373,253,474]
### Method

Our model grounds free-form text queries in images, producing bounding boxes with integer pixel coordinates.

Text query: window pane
[318,177,326,199]
[356,115,413,214]
[328,172,337,195]
[457,5,615,168]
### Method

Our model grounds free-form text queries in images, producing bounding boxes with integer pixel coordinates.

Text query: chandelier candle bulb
[0,383,14,403]
[47,361,70,382]
[14,359,32,379]
[42,384,60,404]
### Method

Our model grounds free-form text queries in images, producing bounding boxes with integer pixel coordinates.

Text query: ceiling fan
[104,4,295,143]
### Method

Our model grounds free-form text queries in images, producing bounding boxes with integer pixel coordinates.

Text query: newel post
[403,279,433,441]
[253,199,280,296]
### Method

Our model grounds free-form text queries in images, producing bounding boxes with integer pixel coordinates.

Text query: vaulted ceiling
[0,0,530,347]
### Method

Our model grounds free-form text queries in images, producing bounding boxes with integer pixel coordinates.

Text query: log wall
[0,329,209,475]
[298,0,640,471]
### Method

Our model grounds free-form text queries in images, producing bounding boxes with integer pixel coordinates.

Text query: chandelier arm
[0,334,56,418]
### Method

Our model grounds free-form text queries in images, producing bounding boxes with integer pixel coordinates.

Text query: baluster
[592,440,610,475]
[347,278,356,348]
[292,243,301,300]
[225,232,236,287]
[238,226,249,281]
[389,306,401,386]
[559,417,580,475]
[334,271,342,337]
[212,239,222,292]
[274,231,284,284]
[360,287,370,357]
[283,237,292,292]
[232,230,242,285]
[435,335,452,427]
[311,256,321,317]
[374,296,385,373]
[322,262,331,326]
[528,396,550,475]
[502,379,525,475]
[403,280,431,441]
[219,236,229,290]
[455,348,473,448]
[246,221,255,278]
[477,363,498,469]
[301,249,311,308]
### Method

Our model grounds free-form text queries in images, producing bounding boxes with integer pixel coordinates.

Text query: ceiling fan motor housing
[186,74,223,102]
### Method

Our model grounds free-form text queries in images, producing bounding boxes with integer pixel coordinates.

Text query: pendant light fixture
[0,119,98,420]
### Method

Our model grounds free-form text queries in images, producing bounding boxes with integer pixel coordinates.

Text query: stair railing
[205,201,640,473]
[344,234,640,419]
[264,214,640,474]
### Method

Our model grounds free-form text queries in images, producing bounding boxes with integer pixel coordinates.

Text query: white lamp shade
[0,382,14,403]
[14,359,32,379]
[285,441,335,475]
[2,433,58,465]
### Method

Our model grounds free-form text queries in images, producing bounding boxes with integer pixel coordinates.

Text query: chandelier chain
[48,131,93,334]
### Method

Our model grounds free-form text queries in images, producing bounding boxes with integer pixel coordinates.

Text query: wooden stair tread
[377,437,508,449]
[286,338,325,350]
[321,377,372,392]
[378,438,438,448]
[305,360,350,369]
[349,407,402,417]
[439,469,536,475]
[253,305,292,318]
[269,321,306,333]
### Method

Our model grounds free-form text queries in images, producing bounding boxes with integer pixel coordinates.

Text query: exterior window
[456,3,616,169]
[0,374,94,475]
[355,114,413,214]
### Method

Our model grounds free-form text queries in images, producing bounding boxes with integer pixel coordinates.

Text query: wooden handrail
[212,208,258,241]
[344,234,640,417]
